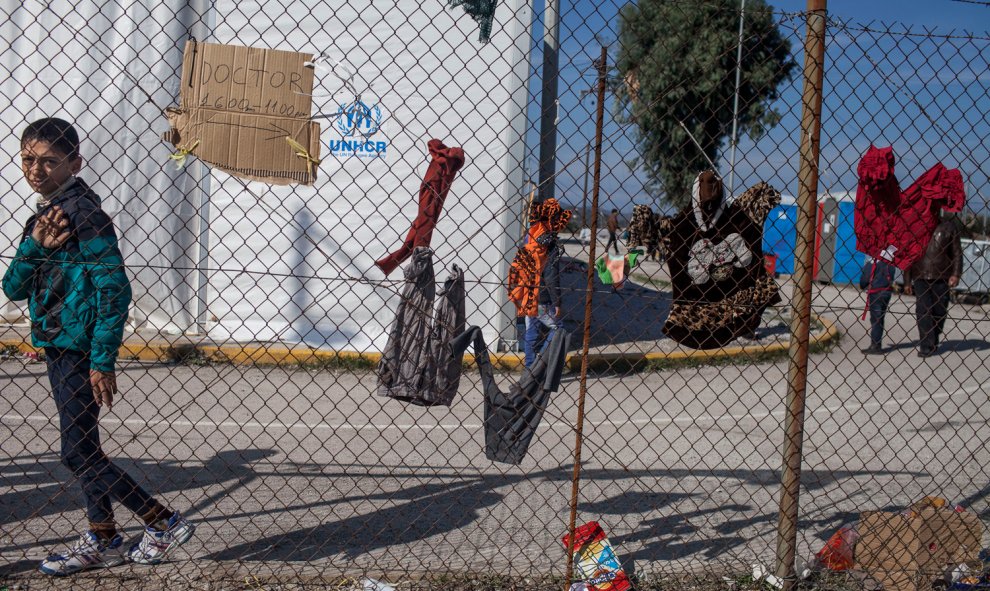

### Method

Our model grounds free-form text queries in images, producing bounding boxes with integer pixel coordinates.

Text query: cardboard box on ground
[855,501,983,591]
[163,40,321,185]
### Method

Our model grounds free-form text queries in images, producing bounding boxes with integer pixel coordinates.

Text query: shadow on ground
[2,446,941,567]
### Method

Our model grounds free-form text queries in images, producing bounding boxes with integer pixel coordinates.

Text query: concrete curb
[0,314,839,372]
[567,313,840,372]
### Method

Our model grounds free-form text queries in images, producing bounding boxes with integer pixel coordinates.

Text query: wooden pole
[775,2,827,589]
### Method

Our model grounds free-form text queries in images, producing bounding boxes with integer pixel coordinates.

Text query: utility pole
[578,72,600,228]
[727,0,747,196]
[582,143,591,227]
[537,0,560,202]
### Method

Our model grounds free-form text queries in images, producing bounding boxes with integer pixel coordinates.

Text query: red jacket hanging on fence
[854,145,900,262]
[376,139,465,276]
[890,162,965,269]
[854,145,965,270]
[507,198,571,317]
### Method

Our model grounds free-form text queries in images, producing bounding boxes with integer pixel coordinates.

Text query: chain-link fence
[1,0,989,589]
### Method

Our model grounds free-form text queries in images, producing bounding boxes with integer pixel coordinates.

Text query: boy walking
[2,118,194,575]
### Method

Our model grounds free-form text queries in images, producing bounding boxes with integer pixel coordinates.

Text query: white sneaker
[128,511,195,565]
[39,531,125,576]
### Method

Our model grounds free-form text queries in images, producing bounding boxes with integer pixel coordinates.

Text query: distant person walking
[606,209,620,254]
[859,256,895,354]
[904,215,962,357]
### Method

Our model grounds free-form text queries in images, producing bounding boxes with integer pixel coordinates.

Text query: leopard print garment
[733,182,781,225]
[627,204,655,249]
[663,275,780,349]
[529,197,572,230]
[660,180,782,349]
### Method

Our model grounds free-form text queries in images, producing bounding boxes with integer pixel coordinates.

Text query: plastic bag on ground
[816,525,859,571]
[362,578,396,591]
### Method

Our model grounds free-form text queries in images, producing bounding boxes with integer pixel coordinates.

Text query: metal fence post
[563,45,608,591]
[775,0,827,588]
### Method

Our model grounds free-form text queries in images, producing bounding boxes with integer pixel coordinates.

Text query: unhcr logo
[335,99,382,137]
[330,97,388,158]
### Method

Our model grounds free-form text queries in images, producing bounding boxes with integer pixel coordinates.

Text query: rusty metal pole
[563,45,607,591]
[775,1,826,589]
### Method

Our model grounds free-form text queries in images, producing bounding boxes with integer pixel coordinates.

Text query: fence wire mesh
[1,0,989,590]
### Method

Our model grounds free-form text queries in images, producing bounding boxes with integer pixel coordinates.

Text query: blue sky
[522,0,990,217]
[774,0,990,31]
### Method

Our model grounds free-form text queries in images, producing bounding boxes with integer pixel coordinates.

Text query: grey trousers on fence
[377,246,466,407]
[451,326,569,464]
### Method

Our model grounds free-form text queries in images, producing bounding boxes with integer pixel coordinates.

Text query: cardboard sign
[856,507,983,591]
[163,40,321,185]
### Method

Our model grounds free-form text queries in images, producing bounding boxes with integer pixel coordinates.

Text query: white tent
[1,0,531,352]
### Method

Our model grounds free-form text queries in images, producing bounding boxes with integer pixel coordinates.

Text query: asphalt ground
[1,269,989,587]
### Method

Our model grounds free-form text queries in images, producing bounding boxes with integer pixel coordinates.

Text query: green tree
[616,0,796,208]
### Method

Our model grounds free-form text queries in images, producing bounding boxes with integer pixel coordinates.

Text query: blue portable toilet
[761,192,864,284]
[817,193,865,285]
[763,197,797,276]
[832,200,864,284]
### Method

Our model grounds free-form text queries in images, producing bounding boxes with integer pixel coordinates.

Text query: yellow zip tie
[285,136,321,178]
[168,139,200,170]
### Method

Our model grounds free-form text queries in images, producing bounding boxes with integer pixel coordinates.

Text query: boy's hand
[31,206,70,249]
[90,370,117,410]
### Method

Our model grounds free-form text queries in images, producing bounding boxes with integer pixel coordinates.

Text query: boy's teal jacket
[2,178,131,371]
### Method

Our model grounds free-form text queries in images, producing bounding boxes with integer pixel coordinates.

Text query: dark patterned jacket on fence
[627,204,656,250]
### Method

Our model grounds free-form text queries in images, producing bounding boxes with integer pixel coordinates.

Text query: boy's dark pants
[912,279,950,353]
[867,290,892,348]
[46,347,157,526]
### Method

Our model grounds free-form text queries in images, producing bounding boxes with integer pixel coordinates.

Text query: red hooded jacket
[854,145,964,270]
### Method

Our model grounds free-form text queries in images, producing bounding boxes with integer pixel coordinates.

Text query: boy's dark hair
[611,209,618,213]
[21,118,81,160]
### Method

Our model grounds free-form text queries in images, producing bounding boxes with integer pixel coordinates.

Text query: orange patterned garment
[507,199,571,317]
